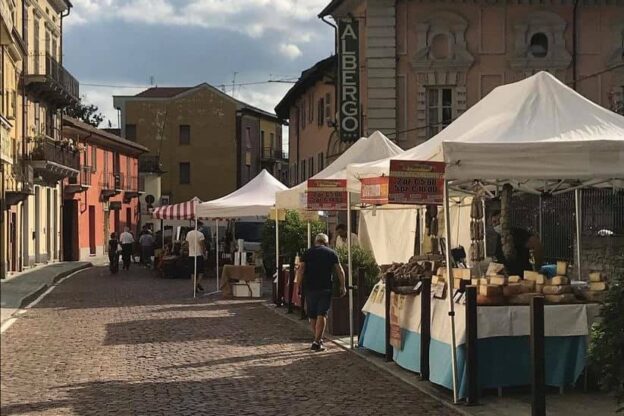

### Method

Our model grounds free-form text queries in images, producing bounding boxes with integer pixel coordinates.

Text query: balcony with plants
[29,135,80,183]
[25,53,79,107]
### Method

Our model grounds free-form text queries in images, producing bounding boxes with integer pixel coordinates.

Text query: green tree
[66,99,105,127]
[336,245,380,293]
[589,259,624,412]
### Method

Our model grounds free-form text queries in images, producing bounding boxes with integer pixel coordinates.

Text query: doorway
[9,212,17,271]
[126,207,132,233]
[63,199,79,261]
[89,205,96,255]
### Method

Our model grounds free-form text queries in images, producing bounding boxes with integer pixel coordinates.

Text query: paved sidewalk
[1,262,92,324]
[1,266,457,416]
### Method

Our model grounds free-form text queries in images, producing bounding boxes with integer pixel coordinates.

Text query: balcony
[261,148,288,161]
[6,163,34,206]
[139,155,164,174]
[100,172,122,199]
[122,175,143,202]
[65,166,92,194]
[1,115,12,164]
[29,136,79,183]
[25,53,79,107]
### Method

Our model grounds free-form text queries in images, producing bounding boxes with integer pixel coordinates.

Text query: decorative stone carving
[410,11,474,72]
[509,11,571,71]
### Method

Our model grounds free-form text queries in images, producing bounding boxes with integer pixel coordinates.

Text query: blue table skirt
[360,313,587,399]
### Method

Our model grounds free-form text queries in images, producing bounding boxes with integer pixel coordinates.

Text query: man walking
[186,226,206,292]
[119,227,135,271]
[139,229,155,268]
[297,233,346,352]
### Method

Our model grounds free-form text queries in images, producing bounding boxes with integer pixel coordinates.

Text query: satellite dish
[145,194,155,204]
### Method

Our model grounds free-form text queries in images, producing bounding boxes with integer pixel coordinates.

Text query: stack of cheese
[475,263,506,305]
[540,261,576,303]
[581,271,608,302]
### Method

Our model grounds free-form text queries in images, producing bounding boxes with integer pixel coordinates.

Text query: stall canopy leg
[443,179,459,403]
[193,214,198,299]
[275,208,280,281]
[307,221,311,249]
[575,189,582,280]
[347,192,354,349]
[216,219,220,293]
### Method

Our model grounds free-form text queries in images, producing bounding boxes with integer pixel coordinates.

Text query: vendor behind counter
[490,210,544,276]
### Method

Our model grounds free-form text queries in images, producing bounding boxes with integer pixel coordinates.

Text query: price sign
[360,176,389,205]
[307,179,347,210]
[388,160,445,205]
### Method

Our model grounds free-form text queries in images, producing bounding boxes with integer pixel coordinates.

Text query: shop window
[179,162,190,185]
[179,125,190,145]
[426,88,454,138]
[529,33,549,58]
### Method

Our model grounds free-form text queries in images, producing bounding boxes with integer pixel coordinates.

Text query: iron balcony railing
[124,175,142,192]
[101,172,122,191]
[30,136,80,170]
[261,148,287,160]
[139,155,162,173]
[29,53,79,101]
[68,166,92,187]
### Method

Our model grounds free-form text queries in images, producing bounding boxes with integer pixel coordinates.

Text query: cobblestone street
[1,266,456,416]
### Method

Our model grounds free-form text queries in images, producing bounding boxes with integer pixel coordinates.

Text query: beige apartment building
[320,0,624,149]
[275,56,349,186]
[113,85,285,206]
[1,0,79,277]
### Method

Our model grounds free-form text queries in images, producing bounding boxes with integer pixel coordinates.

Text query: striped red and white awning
[151,197,201,220]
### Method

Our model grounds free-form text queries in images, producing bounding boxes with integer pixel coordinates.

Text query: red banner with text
[360,176,389,205]
[388,160,445,205]
[307,179,348,210]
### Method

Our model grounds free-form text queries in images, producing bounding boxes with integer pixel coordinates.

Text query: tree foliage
[66,99,105,127]
[589,259,624,412]
[336,245,380,290]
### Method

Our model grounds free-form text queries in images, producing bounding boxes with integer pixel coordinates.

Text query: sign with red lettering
[307,179,348,210]
[388,160,445,205]
[361,176,389,205]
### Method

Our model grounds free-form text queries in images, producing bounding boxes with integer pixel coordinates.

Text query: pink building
[62,117,148,260]
[320,1,624,149]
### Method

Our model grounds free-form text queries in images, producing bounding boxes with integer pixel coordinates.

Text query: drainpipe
[60,6,70,66]
[572,0,579,90]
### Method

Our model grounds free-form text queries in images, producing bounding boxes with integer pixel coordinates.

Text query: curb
[263,302,472,416]
[17,263,93,308]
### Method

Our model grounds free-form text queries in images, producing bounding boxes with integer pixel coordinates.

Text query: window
[318,98,324,126]
[179,162,191,184]
[308,157,314,177]
[0,48,3,114]
[309,94,314,123]
[125,124,137,141]
[34,102,40,133]
[426,88,454,138]
[301,101,306,129]
[245,127,251,149]
[529,33,548,58]
[270,132,275,150]
[90,145,97,172]
[260,130,265,150]
[300,160,306,182]
[325,93,331,121]
[179,124,190,145]
[318,152,325,171]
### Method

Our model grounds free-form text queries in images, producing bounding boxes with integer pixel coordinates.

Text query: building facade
[275,56,345,186]
[320,0,624,149]
[62,117,147,260]
[113,85,285,206]
[1,0,79,277]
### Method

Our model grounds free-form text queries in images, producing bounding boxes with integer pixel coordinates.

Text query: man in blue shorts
[297,233,346,352]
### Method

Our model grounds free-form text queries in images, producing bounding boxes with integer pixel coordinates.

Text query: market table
[220,265,258,297]
[359,282,601,399]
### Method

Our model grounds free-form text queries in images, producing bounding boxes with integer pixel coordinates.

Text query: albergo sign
[339,19,360,142]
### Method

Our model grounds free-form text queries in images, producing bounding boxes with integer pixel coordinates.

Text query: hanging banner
[361,176,389,205]
[307,179,347,210]
[389,292,403,350]
[388,160,445,205]
[338,19,360,142]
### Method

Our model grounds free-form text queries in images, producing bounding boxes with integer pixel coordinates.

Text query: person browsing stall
[491,210,544,277]
[333,223,359,249]
[297,233,347,352]
[119,227,135,271]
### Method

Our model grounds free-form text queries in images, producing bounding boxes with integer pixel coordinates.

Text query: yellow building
[1,0,79,277]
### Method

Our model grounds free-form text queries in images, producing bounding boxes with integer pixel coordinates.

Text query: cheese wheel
[544,294,577,304]
[479,284,503,297]
[490,275,507,286]
[508,275,521,284]
[589,281,608,291]
[589,272,603,283]
[542,285,573,295]
[556,261,568,276]
[550,276,569,285]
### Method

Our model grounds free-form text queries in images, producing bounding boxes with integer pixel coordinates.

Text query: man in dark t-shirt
[297,233,346,352]
[491,210,543,276]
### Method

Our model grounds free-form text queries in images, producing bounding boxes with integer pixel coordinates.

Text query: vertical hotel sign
[307,179,348,210]
[388,160,446,205]
[339,19,360,142]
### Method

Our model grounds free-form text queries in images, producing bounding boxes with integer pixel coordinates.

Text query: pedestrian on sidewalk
[108,232,120,274]
[297,233,347,352]
[186,224,206,292]
[119,227,135,271]
[139,230,155,269]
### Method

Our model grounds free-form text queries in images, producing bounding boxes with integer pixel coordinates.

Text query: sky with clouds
[63,0,335,131]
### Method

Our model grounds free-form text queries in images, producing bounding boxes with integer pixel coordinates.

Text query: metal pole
[307,221,311,249]
[216,219,220,292]
[443,179,459,404]
[161,219,164,249]
[347,191,354,349]
[531,295,546,416]
[482,198,488,258]
[575,189,582,280]
[419,208,425,255]
[275,207,280,279]
[538,195,543,238]
[193,211,198,299]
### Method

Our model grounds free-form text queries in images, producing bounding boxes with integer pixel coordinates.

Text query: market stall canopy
[151,197,202,220]
[347,71,624,189]
[196,169,288,218]
[276,131,404,210]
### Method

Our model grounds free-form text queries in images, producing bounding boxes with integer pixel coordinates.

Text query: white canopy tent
[191,169,288,298]
[276,130,404,209]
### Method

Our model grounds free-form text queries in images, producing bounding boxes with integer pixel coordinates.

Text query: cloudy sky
[63,0,335,129]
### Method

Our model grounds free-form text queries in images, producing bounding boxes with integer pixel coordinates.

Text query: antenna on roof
[149,75,155,87]
[232,72,238,98]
